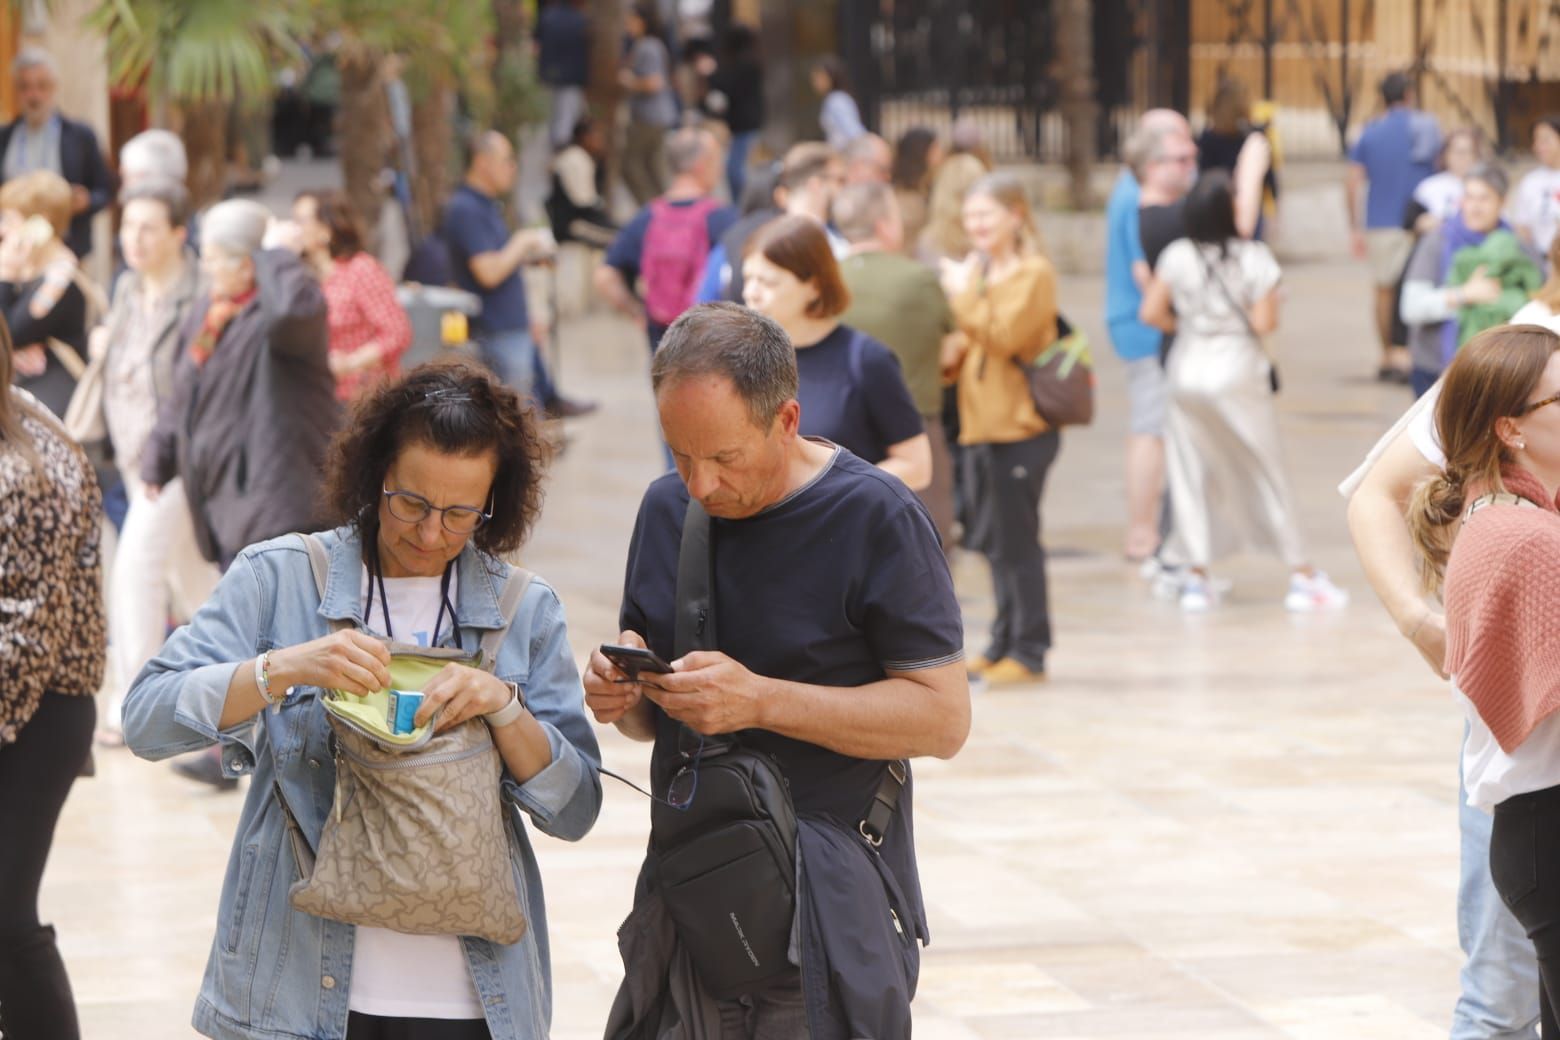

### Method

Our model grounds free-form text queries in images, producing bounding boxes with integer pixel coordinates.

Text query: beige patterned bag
[280,533,532,944]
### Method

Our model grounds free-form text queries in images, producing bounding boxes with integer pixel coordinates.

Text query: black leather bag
[649,501,800,999]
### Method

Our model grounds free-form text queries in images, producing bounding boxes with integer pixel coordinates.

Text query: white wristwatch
[484,681,527,728]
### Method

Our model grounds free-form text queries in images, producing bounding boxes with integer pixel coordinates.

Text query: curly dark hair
[321,357,551,559]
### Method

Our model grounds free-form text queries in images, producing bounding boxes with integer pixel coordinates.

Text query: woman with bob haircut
[742,213,932,490]
[123,357,603,1040]
[1406,323,1560,1038]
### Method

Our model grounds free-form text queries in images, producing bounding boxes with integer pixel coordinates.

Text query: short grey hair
[12,47,56,80]
[120,129,188,183]
[120,176,191,228]
[201,198,270,257]
[1466,161,1510,198]
[841,132,890,165]
[1122,124,1172,181]
[831,181,894,243]
[651,302,799,428]
[665,127,716,176]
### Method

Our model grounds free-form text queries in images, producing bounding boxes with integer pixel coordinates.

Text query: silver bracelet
[254,650,281,705]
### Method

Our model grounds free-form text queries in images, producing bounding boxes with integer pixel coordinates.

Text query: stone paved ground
[49,186,1472,1037]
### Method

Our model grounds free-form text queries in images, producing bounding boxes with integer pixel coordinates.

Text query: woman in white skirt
[1141,170,1348,612]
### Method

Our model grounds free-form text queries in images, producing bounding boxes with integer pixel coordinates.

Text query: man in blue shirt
[1347,71,1441,382]
[533,0,591,149]
[442,131,559,402]
[1105,109,1195,561]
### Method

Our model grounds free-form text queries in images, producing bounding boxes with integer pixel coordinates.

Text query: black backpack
[649,501,799,999]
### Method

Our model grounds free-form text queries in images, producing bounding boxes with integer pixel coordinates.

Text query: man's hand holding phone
[584,630,667,726]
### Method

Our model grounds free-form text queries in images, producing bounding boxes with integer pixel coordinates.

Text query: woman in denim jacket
[123,358,602,1040]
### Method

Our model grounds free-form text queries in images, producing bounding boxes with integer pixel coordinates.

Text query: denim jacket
[122,526,603,1040]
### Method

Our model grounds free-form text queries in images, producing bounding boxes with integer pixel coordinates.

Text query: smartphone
[600,643,674,680]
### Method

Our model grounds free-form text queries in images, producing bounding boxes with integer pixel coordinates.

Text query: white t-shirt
[1511,166,1560,257]
[1349,385,1560,812]
[1413,171,1465,222]
[349,567,484,1021]
[1510,298,1560,334]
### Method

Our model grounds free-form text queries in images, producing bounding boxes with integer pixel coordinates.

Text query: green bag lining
[321,653,470,747]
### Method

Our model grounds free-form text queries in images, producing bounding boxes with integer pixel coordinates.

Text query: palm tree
[90,0,298,207]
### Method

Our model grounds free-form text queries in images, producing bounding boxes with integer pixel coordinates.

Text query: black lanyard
[363,550,463,650]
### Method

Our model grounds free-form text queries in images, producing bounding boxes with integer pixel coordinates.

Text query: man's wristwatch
[484,681,528,728]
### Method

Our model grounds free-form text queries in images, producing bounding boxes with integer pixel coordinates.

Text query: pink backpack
[642,196,721,325]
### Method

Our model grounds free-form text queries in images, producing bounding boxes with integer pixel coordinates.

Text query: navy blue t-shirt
[441,184,529,334]
[604,198,739,286]
[619,448,964,925]
[534,4,590,87]
[796,324,925,465]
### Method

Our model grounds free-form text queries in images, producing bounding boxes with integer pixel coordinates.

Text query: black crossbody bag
[649,500,907,1000]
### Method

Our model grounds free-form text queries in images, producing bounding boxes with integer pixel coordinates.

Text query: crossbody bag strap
[1198,246,1264,343]
[477,566,535,672]
[858,759,907,848]
[674,498,716,656]
[673,499,726,759]
[296,532,352,633]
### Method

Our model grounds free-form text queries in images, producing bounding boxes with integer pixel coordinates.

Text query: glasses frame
[381,486,494,534]
[1522,390,1560,416]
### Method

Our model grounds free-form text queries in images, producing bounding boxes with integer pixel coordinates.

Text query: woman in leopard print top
[0,331,104,1036]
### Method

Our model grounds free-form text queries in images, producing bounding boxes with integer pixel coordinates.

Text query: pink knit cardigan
[1445,466,1560,752]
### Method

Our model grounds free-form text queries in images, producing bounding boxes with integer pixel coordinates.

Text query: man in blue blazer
[0,48,114,259]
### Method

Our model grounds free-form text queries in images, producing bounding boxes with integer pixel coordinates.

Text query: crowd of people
[17,10,1560,1036]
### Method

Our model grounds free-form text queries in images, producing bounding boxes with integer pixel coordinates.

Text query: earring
[1519,441,1528,450]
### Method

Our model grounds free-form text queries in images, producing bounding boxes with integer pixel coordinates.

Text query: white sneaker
[1284,571,1350,612]
[1179,574,1216,612]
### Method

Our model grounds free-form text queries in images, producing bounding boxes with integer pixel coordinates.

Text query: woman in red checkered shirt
[294,189,413,402]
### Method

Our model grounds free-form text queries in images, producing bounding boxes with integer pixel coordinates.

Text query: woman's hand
[415,664,515,732]
[270,630,392,697]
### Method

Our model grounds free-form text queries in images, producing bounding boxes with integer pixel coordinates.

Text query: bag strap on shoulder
[296,532,353,634]
[674,499,716,657]
[478,567,535,672]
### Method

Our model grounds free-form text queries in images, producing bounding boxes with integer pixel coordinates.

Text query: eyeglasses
[382,487,493,534]
[1522,390,1560,416]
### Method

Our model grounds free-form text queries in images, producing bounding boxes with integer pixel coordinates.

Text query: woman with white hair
[140,199,339,571]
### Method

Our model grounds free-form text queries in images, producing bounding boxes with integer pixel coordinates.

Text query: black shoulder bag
[649,500,800,999]
[647,500,909,1000]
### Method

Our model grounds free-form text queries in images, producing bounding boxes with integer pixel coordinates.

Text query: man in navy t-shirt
[533,0,591,148]
[441,131,551,397]
[1346,71,1441,382]
[585,303,968,1034]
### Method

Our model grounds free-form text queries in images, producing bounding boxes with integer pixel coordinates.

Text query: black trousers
[961,431,1061,671]
[0,693,95,1040]
[1490,782,1560,1037]
[345,1013,492,1039]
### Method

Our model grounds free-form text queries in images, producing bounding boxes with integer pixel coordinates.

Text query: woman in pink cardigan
[1409,322,1560,1034]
